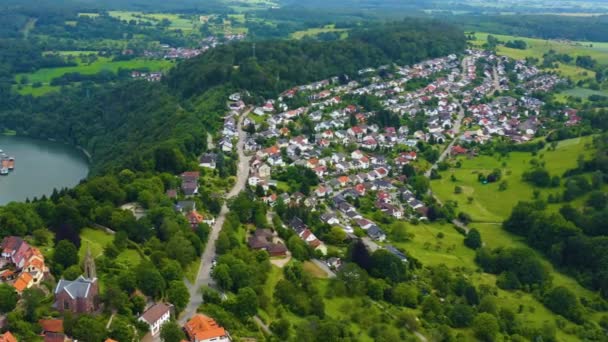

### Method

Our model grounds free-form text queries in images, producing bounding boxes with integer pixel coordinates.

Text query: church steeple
[83,244,97,280]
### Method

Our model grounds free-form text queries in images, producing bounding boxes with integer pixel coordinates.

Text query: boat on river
[0,152,14,175]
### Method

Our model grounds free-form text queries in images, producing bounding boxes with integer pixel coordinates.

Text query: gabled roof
[39,319,64,333]
[13,272,33,292]
[185,314,228,341]
[140,303,171,325]
[54,276,96,299]
[0,331,17,342]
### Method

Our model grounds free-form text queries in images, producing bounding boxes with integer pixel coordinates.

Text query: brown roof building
[139,303,172,336]
[247,229,287,257]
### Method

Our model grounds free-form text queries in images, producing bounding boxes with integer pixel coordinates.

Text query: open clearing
[430,136,595,222]
[559,86,608,99]
[79,227,141,267]
[291,25,349,40]
[108,11,198,31]
[471,32,607,81]
[15,57,173,86]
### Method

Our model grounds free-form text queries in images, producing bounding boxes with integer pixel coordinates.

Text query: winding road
[179,108,252,324]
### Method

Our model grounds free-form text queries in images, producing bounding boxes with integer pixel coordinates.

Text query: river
[0,135,89,205]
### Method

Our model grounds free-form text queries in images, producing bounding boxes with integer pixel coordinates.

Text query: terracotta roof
[140,303,171,325]
[184,314,227,342]
[0,331,18,342]
[43,332,65,342]
[13,272,33,292]
[39,319,64,333]
[105,339,118,342]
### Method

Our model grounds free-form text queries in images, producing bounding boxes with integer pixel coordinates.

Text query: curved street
[179,108,252,324]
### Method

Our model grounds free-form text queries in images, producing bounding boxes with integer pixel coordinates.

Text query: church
[53,246,99,314]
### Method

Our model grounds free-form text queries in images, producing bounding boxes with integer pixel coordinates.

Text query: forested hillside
[166,20,466,99]
[449,15,608,42]
[0,19,465,175]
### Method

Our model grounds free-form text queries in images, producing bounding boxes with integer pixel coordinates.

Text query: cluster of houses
[130,70,163,82]
[0,236,47,294]
[142,34,247,60]
[1,238,231,342]
[222,50,577,259]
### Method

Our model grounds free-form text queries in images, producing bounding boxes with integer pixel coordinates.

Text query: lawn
[291,25,349,40]
[79,228,113,260]
[79,227,142,267]
[302,261,328,279]
[389,222,475,269]
[431,136,595,222]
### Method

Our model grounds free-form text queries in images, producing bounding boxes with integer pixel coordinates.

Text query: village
[0,49,582,342]
[195,49,577,263]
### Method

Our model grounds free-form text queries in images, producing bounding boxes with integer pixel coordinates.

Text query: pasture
[430,136,595,222]
[471,32,607,81]
[16,57,173,85]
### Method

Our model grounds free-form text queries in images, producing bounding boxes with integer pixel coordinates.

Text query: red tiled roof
[184,314,227,342]
[39,319,64,333]
[0,331,18,342]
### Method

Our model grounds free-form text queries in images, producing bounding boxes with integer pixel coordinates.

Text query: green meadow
[108,11,198,32]
[430,136,595,222]
[559,86,608,99]
[79,227,142,268]
[14,57,173,95]
[471,32,608,81]
[291,25,349,40]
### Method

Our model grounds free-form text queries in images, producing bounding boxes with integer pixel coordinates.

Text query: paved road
[179,109,252,324]
[424,102,465,178]
[492,66,501,93]
[424,57,470,178]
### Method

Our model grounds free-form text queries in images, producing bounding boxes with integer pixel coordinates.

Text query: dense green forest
[449,15,608,42]
[167,20,466,99]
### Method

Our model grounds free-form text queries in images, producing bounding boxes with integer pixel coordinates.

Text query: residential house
[139,303,173,336]
[385,245,408,262]
[181,172,200,196]
[199,154,216,169]
[247,229,288,257]
[39,319,65,342]
[0,332,17,342]
[184,314,231,342]
[367,226,386,242]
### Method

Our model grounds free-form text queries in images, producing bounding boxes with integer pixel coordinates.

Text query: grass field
[471,32,607,81]
[291,25,349,40]
[79,227,141,267]
[431,136,595,222]
[389,222,475,268]
[108,11,198,32]
[15,57,173,89]
[559,86,608,99]
[302,260,328,278]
